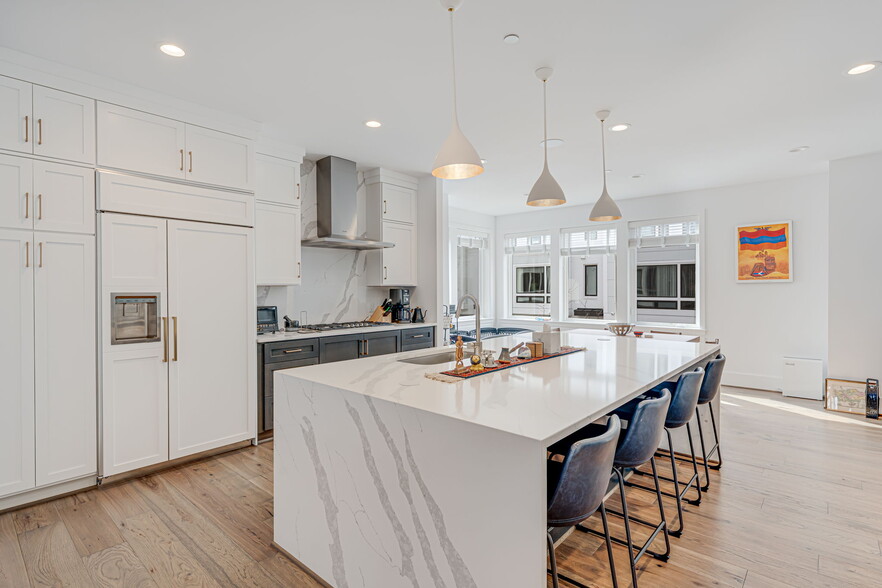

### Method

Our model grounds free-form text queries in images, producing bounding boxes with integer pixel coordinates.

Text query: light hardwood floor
[1,387,880,587]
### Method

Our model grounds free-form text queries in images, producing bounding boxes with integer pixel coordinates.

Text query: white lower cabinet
[0,230,35,497]
[255,201,301,285]
[100,213,255,477]
[34,232,96,486]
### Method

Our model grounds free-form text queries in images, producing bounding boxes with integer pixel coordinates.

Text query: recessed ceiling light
[789,146,810,153]
[364,120,382,128]
[503,34,520,44]
[159,44,186,57]
[609,123,631,132]
[847,62,878,75]
[631,174,644,179]
[539,138,565,149]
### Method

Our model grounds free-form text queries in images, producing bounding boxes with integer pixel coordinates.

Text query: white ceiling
[2,0,881,215]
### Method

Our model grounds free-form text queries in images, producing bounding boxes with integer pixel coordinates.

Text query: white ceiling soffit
[1,0,880,215]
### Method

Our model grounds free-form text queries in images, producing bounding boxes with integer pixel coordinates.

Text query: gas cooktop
[299,321,387,332]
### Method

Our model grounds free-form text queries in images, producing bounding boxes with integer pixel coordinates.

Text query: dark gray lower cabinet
[258,338,320,433]
[401,327,435,351]
[319,335,362,364]
[362,331,400,357]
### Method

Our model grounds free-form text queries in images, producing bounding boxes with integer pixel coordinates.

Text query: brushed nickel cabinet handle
[384,266,388,280]
[37,118,42,145]
[37,194,42,220]
[162,317,169,362]
[24,116,28,143]
[383,200,387,215]
[25,241,29,268]
[283,349,304,354]
[188,151,193,173]
[412,334,425,338]
[296,183,301,201]
[38,242,43,268]
[24,192,29,219]
[172,316,179,361]
[180,149,184,171]
[297,261,301,278]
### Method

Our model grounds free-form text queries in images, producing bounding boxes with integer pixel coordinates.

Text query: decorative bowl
[607,323,634,336]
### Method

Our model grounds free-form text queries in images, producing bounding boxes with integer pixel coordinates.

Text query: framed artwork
[825,378,866,414]
[736,221,792,282]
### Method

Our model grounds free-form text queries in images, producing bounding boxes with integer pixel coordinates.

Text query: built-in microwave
[257,306,278,334]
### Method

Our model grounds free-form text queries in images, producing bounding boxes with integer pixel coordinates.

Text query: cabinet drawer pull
[25,241,29,268]
[37,194,42,220]
[180,149,184,171]
[37,118,42,145]
[38,242,43,268]
[162,317,169,363]
[283,349,304,354]
[188,151,193,173]
[24,116,28,143]
[24,192,29,219]
[412,334,425,338]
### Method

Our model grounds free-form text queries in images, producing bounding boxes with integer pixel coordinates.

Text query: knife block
[368,306,392,323]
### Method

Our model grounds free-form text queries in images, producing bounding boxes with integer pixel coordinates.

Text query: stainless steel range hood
[301,156,394,250]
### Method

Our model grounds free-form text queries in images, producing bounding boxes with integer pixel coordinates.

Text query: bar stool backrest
[547,416,621,527]
[665,368,704,428]
[698,354,726,405]
[614,389,672,468]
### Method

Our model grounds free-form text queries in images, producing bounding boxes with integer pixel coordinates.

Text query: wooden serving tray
[439,346,585,379]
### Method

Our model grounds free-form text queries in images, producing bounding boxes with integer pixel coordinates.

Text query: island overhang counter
[273,330,721,587]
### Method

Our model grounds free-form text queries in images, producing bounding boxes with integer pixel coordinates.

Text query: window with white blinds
[456,234,489,249]
[560,227,617,255]
[628,218,700,247]
[504,233,552,254]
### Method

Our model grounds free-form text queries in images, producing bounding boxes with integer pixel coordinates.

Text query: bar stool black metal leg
[599,503,619,588]
[665,429,686,537]
[684,422,702,506]
[708,403,722,469]
[649,457,671,560]
[694,408,712,491]
[614,467,640,588]
[547,532,560,588]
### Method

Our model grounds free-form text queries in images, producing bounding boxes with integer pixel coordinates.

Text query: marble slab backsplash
[256,159,384,324]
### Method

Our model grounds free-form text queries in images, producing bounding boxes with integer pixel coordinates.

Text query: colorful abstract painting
[736,221,792,282]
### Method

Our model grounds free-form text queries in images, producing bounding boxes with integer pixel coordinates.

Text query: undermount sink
[398,350,457,365]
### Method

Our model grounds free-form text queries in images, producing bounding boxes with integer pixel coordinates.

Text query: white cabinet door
[97,103,186,180]
[32,86,96,165]
[34,232,96,486]
[255,202,301,285]
[0,153,33,230]
[0,76,32,155]
[185,125,254,191]
[256,154,299,206]
[381,184,416,225]
[101,347,169,476]
[381,222,416,286]
[33,161,95,234]
[0,230,35,497]
[167,220,255,458]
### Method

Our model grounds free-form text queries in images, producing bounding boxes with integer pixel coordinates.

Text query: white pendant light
[589,110,623,221]
[432,0,484,180]
[526,67,566,207]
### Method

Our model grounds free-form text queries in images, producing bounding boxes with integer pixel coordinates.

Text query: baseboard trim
[0,475,97,514]
[723,371,782,392]
[272,541,333,588]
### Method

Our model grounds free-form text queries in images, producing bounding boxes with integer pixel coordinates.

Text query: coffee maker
[389,288,412,323]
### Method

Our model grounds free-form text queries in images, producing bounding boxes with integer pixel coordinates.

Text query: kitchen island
[273,330,721,587]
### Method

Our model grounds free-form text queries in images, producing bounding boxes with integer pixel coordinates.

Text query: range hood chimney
[301,156,394,250]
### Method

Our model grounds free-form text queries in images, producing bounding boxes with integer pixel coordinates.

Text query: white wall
[493,174,829,390]
[447,207,497,324]
[828,151,882,381]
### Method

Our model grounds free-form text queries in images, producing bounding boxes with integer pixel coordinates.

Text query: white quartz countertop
[276,328,720,445]
[257,322,436,343]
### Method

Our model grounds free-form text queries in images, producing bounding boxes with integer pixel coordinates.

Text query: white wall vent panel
[782,357,825,400]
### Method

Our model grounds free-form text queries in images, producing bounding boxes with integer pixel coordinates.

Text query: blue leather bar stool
[547,415,621,588]
[549,391,672,588]
[693,354,726,490]
[618,368,704,537]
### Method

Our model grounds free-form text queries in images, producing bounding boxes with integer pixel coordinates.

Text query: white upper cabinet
[97,103,186,180]
[365,168,419,287]
[0,153,34,231]
[185,125,253,191]
[255,201,301,285]
[33,161,95,234]
[34,232,96,486]
[32,86,95,165]
[0,76,32,155]
[97,103,254,191]
[372,222,417,287]
[0,229,35,497]
[255,154,300,206]
[379,184,415,224]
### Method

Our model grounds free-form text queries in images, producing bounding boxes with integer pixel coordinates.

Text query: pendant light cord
[449,8,459,121]
[542,80,548,165]
[600,117,607,189]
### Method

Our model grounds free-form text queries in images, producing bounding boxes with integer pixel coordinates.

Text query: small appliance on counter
[390,288,412,323]
[283,315,300,332]
[411,307,426,323]
[257,306,279,334]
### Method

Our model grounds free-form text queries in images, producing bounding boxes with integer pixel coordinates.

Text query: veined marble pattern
[274,375,544,588]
